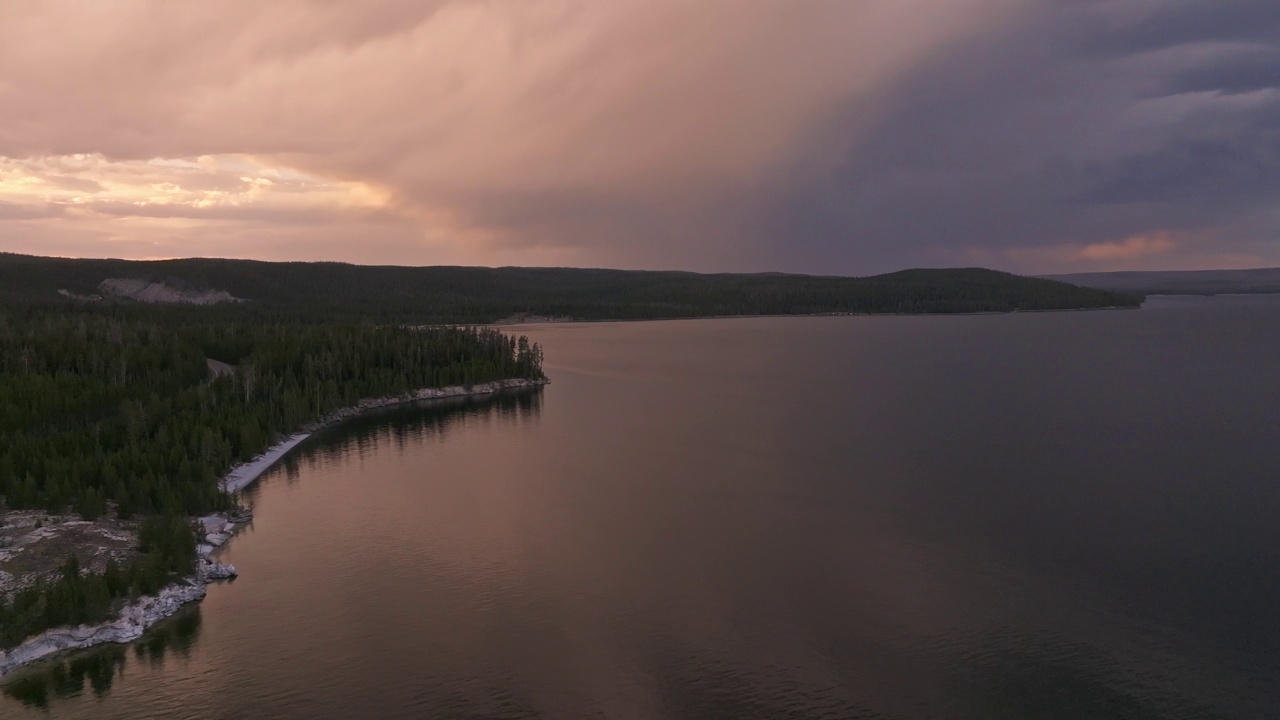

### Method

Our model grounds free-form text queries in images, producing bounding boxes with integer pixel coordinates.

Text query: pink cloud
[1078,232,1176,261]
[0,0,1019,267]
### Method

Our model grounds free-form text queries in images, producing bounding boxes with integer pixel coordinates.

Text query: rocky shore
[0,377,547,679]
[1,570,209,677]
[223,378,548,492]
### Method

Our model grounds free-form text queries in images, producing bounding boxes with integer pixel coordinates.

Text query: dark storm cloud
[1087,0,1280,55]
[754,0,1280,272]
[1164,47,1280,96]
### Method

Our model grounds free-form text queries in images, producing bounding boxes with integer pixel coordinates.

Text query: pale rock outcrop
[200,516,229,533]
[0,580,206,677]
[201,560,237,580]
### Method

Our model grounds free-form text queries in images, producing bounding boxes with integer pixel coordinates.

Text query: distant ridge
[0,252,1143,322]
[1044,268,1280,296]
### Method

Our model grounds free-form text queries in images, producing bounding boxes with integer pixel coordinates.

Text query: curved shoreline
[0,378,548,680]
[223,378,547,493]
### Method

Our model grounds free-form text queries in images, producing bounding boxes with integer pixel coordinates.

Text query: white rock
[201,560,237,580]
[0,580,206,678]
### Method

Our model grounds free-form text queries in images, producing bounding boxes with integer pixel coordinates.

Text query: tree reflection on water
[3,605,203,709]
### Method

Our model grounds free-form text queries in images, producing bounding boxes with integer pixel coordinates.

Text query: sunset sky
[1,0,1277,274]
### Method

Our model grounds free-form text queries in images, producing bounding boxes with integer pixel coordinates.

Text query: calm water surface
[5,296,1280,719]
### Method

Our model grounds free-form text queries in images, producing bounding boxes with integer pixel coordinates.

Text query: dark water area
[5,295,1280,719]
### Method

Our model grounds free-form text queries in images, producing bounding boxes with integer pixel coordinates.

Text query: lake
[5,296,1279,719]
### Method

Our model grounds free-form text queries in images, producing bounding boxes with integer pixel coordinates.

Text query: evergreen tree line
[1,304,545,518]
[0,303,544,648]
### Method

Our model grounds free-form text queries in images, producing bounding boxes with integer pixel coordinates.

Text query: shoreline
[221,378,547,494]
[492,305,1143,326]
[0,377,548,680]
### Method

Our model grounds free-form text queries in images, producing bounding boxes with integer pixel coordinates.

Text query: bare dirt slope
[0,513,139,600]
[98,278,242,305]
[206,358,234,380]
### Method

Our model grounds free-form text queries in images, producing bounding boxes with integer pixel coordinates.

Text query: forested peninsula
[1,253,1143,321]
[0,300,545,665]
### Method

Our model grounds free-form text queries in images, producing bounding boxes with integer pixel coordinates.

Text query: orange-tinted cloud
[1078,232,1176,261]
[0,0,1019,267]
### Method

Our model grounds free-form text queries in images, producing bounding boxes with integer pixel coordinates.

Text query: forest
[0,300,545,648]
[0,253,1144,322]
[0,303,545,517]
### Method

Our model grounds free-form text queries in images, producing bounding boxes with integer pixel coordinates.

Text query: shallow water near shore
[5,296,1280,719]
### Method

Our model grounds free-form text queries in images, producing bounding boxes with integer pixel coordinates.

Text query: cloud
[0,200,64,220]
[0,0,1025,268]
[1079,232,1176,261]
[2,153,385,207]
[0,0,1277,272]
[747,0,1280,272]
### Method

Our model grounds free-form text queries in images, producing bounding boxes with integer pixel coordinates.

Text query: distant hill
[1044,268,1280,296]
[0,253,1143,322]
